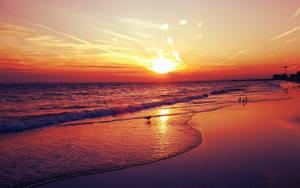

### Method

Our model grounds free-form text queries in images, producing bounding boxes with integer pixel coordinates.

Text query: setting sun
[150,57,177,74]
[1,1,300,187]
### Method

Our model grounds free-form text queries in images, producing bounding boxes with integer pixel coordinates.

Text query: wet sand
[40,83,300,188]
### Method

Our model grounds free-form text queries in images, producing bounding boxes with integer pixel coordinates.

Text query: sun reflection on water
[158,109,169,134]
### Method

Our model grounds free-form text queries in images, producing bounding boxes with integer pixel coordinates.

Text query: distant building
[273,70,300,82]
[289,71,300,81]
[272,74,288,80]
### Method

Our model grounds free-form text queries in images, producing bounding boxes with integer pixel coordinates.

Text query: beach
[1,81,300,187]
[1,0,300,187]
[39,82,300,188]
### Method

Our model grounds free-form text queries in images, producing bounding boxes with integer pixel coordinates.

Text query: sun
[150,57,177,74]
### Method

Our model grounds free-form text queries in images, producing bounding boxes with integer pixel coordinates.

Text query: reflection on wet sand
[157,109,170,134]
[46,83,300,188]
[0,107,202,187]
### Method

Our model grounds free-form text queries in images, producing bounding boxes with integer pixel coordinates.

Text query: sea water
[0,81,286,187]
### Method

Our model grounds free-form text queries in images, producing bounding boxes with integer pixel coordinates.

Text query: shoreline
[40,84,300,188]
[1,81,299,187]
[29,136,203,188]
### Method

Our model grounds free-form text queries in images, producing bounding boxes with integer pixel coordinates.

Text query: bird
[145,116,152,120]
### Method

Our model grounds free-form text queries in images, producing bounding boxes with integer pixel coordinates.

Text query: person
[238,98,242,102]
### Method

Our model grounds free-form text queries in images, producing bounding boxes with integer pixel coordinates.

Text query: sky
[0,0,299,82]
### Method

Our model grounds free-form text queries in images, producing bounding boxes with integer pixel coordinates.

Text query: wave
[0,84,283,134]
[210,88,245,95]
[0,121,203,187]
[31,138,203,188]
[62,106,227,127]
[0,93,211,134]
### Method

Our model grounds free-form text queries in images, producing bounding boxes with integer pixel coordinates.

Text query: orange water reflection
[39,83,300,188]
[0,107,201,187]
[157,109,170,134]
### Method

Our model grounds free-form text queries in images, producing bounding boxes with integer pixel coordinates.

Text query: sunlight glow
[173,51,181,62]
[198,21,203,29]
[159,109,169,121]
[2,0,298,82]
[160,24,169,30]
[179,19,187,25]
[167,37,173,45]
[150,57,177,74]
[158,109,170,134]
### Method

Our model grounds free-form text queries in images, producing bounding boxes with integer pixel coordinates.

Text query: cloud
[24,19,91,45]
[73,5,80,11]
[223,49,248,62]
[0,22,38,38]
[119,17,172,32]
[179,19,187,25]
[285,39,294,44]
[18,21,133,55]
[97,28,141,43]
[0,22,127,61]
[292,7,300,19]
[118,17,159,29]
[167,37,173,45]
[0,21,145,73]
[160,24,169,30]
[135,32,151,38]
[173,51,182,62]
[198,22,203,29]
[271,26,300,41]
[68,65,129,69]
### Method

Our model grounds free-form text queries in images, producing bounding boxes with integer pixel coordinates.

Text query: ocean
[0,80,288,187]
[0,81,282,133]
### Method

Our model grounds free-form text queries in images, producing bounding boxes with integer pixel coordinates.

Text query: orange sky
[0,0,299,82]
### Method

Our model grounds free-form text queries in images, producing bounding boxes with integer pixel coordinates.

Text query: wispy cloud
[73,5,80,11]
[179,19,187,25]
[223,49,248,62]
[173,51,182,62]
[119,17,159,29]
[292,7,300,19]
[24,19,91,45]
[167,37,173,45]
[0,21,135,64]
[198,22,203,29]
[97,28,141,43]
[68,65,129,69]
[134,32,151,38]
[271,26,300,41]
[22,20,134,55]
[160,24,169,31]
[285,39,294,44]
[0,22,38,38]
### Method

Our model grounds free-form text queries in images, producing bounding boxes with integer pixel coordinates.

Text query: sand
[40,83,300,188]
